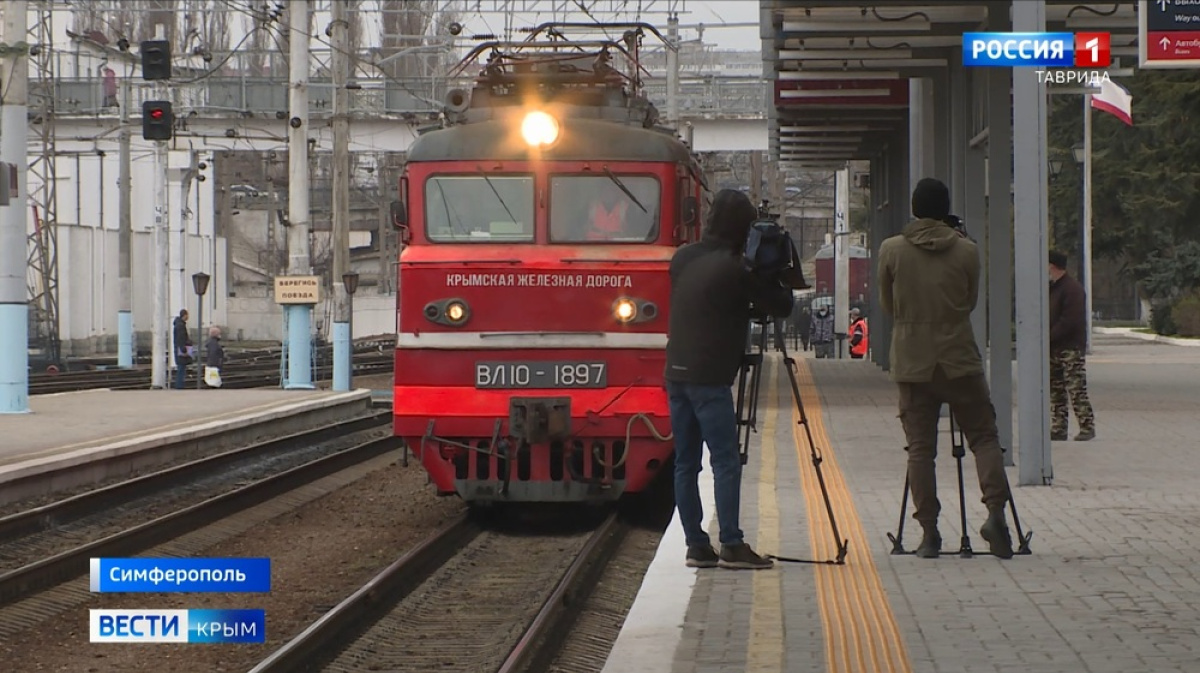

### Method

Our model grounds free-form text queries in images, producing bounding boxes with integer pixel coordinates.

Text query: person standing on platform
[848,308,869,359]
[794,303,812,351]
[205,326,225,388]
[810,304,835,358]
[665,188,793,571]
[172,309,193,390]
[878,177,1014,559]
[1049,250,1095,441]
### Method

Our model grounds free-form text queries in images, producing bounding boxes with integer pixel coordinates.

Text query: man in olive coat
[878,177,1014,559]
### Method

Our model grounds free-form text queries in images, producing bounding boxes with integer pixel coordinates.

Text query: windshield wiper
[602,166,648,214]
[476,166,520,225]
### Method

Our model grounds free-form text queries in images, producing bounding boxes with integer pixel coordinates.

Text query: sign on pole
[274,276,321,304]
[1140,0,1200,68]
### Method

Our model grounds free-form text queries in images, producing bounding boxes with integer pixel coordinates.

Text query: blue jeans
[666,380,744,548]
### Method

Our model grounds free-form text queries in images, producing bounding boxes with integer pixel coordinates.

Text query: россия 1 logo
[963,32,1111,67]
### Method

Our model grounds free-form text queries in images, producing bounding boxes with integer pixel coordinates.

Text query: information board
[274,276,321,304]
[1141,0,1200,68]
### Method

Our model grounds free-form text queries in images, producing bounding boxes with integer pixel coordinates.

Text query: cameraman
[878,177,1014,559]
[665,189,793,570]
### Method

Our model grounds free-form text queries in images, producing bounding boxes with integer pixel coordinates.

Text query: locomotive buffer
[734,209,849,566]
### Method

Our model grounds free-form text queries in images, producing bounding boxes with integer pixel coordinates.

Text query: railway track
[0,411,394,617]
[28,339,394,395]
[250,510,631,673]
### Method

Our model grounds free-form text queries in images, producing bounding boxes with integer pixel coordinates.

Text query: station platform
[604,334,1200,673]
[0,388,373,505]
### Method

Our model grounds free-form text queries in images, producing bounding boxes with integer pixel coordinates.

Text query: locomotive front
[391,32,705,503]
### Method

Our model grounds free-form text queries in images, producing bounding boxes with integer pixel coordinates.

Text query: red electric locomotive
[391,25,705,503]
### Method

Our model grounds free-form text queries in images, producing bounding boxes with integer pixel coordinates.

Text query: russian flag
[1091,79,1132,126]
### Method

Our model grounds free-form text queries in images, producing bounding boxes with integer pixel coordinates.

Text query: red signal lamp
[142,100,173,140]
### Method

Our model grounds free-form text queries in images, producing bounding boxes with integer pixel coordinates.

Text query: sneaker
[1074,429,1095,441]
[980,510,1014,559]
[718,543,774,570]
[1050,431,1067,441]
[915,527,941,559]
[685,545,720,568]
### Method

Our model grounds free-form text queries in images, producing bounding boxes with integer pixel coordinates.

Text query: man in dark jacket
[878,177,1014,559]
[1049,251,1095,441]
[172,309,192,389]
[665,189,793,570]
[793,304,812,350]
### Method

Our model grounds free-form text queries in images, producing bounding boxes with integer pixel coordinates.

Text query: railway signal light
[140,40,172,80]
[142,101,173,140]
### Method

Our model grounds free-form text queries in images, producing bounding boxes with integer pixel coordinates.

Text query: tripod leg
[951,416,974,557]
[736,328,771,466]
[781,345,849,564]
[1007,490,1034,554]
[888,469,910,554]
[735,360,753,465]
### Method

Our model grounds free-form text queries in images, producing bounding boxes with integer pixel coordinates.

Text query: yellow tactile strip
[747,361,785,671]
[792,358,913,673]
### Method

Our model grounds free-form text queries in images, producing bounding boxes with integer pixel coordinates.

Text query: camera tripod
[886,413,1033,557]
[734,318,849,565]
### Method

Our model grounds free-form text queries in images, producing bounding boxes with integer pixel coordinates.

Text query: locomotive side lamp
[521,110,559,147]
[613,298,637,323]
[426,298,471,326]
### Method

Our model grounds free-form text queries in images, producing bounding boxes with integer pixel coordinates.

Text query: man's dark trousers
[896,366,1011,524]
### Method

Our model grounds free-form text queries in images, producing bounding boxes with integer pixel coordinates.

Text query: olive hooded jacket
[878,218,983,383]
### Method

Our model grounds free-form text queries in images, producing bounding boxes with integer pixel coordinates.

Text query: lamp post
[342,271,359,390]
[191,272,210,389]
[1071,141,1087,341]
[1048,158,1064,247]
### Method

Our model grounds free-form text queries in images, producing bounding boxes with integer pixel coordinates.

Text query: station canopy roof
[762,1,1139,170]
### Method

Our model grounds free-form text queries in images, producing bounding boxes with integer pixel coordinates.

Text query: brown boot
[915,524,941,558]
[980,507,1014,559]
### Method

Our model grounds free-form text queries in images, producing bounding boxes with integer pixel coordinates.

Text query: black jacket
[173,316,192,363]
[665,238,794,386]
[205,336,225,369]
[1049,273,1087,352]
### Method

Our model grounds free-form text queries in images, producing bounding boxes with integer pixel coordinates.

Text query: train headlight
[521,110,559,147]
[613,298,637,323]
[424,298,471,326]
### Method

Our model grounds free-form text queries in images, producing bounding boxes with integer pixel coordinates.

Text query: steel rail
[0,432,401,607]
[0,412,389,543]
[496,512,626,673]
[248,511,626,673]
[247,513,478,673]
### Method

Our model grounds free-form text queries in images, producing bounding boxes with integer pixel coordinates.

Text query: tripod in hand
[887,413,1033,557]
[735,319,849,565]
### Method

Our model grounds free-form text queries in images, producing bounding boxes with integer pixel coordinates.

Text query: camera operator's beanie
[911,178,951,220]
[1049,250,1068,270]
[705,189,757,246]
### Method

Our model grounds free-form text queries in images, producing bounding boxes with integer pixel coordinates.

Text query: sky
[453,1,762,52]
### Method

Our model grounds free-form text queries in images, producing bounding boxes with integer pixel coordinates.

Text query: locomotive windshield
[425,175,535,242]
[549,175,661,243]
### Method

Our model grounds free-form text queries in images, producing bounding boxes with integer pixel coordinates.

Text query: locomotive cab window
[549,175,661,243]
[424,175,535,243]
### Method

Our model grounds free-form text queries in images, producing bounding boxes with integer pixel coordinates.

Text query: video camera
[743,200,810,291]
[943,214,969,239]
